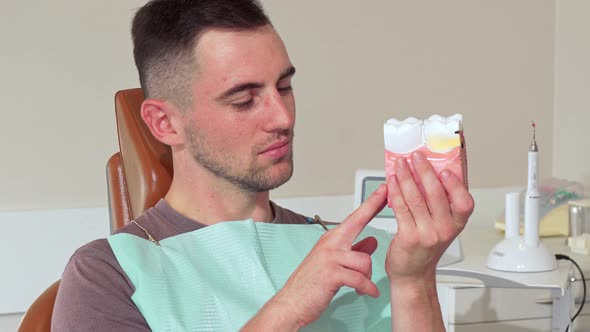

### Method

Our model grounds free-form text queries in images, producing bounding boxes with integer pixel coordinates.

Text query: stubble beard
[185,125,294,193]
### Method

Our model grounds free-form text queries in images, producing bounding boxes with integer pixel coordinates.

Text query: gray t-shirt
[52,199,309,331]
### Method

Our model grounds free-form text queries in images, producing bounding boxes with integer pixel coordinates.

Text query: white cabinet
[442,286,553,331]
[439,278,590,332]
[572,278,590,331]
[449,318,552,332]
[438,227,590,331]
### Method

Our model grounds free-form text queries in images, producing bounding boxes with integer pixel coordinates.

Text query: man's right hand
[242,184,389,331]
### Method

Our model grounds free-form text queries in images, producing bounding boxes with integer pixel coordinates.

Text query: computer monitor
[353,169,397,234]
[354,169,463,266]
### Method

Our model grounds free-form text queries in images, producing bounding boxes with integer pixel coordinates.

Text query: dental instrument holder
[486,124,557,273]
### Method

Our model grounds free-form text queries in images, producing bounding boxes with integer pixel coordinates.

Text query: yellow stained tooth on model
[425,135,461,152]
[423,114,462,153]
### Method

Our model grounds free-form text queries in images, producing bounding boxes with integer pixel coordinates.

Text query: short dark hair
[131,0,271,110]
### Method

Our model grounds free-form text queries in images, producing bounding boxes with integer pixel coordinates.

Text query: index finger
[333,184,388,246]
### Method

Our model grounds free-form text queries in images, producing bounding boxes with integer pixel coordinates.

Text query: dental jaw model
[383,114,466,266]
[384,114,468,196]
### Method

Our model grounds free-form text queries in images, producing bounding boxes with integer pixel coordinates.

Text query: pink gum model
[384,135,468,207]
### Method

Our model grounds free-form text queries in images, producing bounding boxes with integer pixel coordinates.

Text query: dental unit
[486,121,557,272]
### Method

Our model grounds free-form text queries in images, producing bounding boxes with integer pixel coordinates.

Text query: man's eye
[278,85,293,95]
[231,99,254,110]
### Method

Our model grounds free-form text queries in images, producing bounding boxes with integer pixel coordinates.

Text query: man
[53,0,474,330]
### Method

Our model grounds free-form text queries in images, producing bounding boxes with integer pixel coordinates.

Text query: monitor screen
[362,176,395,219]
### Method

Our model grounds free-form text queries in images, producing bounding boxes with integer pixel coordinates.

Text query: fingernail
[396,158,407,169]
[387,175,397,187]
[376,183,386,193]
[412,151,425,162]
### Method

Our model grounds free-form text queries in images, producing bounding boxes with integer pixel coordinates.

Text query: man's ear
[140,99,184,146]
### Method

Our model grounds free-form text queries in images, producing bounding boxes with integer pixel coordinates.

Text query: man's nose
[262,90,295,133]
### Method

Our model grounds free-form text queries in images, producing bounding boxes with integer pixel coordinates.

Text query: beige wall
[0,1,556,210]
[553,0,590,190]
[0,1,146,210]
[265,0,555,198]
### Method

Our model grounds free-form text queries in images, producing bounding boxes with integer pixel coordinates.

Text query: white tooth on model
[384,117,422,154]
[423,114,462,153]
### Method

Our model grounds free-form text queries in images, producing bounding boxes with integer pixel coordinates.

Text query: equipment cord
[556,254,586,332]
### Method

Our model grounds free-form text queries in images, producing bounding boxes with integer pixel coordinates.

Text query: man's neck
[163,168,274,226]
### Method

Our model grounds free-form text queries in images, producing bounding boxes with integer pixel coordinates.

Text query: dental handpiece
[524,121,540,247]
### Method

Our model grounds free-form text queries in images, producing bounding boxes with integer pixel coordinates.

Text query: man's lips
[259,139,290,158]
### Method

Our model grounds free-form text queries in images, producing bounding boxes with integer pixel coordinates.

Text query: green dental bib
[108,220,393,331]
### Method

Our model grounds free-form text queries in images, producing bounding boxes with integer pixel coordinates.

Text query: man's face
[184,26,296,192]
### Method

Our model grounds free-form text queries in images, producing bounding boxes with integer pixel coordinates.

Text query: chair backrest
[17,280,60,332]
[107,88,173,230]
[18,88,173,332]
[106,152,131,230]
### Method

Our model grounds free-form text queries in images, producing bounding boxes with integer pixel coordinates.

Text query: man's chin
[253,162,293,192]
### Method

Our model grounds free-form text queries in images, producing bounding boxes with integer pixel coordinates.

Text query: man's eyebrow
[278,66,296,81]
[216,66,296,102]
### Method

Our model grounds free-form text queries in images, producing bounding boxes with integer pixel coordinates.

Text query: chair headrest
[114,88,173,219]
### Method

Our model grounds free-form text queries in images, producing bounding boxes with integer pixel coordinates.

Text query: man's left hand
[385,151,474,283]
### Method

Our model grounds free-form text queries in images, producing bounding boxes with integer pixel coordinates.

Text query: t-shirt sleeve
[51,239,150,331]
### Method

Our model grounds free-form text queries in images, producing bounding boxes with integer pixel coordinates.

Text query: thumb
[352,236,378,255]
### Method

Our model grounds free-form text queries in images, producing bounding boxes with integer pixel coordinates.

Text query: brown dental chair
[17,88,173,332]
[107,88,173,230]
